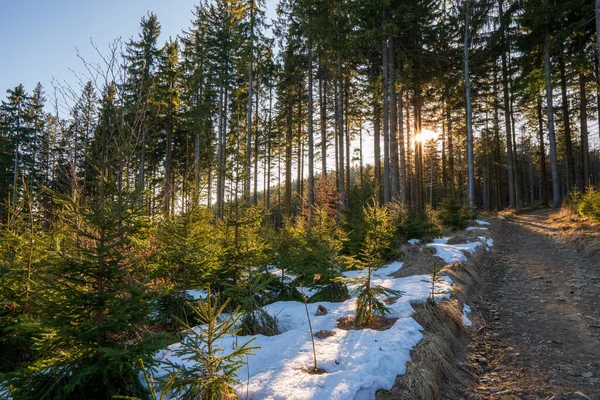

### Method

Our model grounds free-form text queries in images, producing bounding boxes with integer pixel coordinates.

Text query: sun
[415,129,439,143]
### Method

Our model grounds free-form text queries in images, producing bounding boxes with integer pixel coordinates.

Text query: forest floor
[444,208,600,400]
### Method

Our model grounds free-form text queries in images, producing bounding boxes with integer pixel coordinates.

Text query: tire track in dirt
[446,210,600,400]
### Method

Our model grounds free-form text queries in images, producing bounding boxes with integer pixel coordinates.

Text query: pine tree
[124,12,162,210]
[343,202,402,326]
[11,82,167,400]
[167,288,258,400]
[0,85,32,209]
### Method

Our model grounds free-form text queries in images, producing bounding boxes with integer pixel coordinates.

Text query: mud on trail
[444,209,600,400]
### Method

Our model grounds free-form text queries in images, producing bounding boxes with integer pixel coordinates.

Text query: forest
[1,0,600,398]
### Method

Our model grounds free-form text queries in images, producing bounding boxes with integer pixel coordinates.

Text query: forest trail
[448,210,600,400]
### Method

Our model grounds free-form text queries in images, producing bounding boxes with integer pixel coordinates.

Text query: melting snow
[461,304,472,327]
[407,238,421,245]
[154,227,494,399]
[475,219,490,226]
[466,226,488,231]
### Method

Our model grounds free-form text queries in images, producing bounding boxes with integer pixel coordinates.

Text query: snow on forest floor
[155,223,494,400]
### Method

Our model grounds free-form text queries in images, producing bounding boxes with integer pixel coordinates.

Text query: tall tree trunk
[285,102,293,216]
[253,74,259,204]
[398,87,407,204]
[406,91,413,204]
[12,105,20,208]
[319,68,327,177]
[414,84,423,210]
[446,98,455,194]
[544,25,561,208]
[537,96,549,207]
[493,67,503,210]
[374,101,382,204]
[163,116,173,215]
[337,54,345,208]
[579,35,590,189]
[382,32,390,203]
[245,4,255,206]
[345,76,351,197]
[465,0,475,207]
[510,74,521,206]
[389,35,400,202]
[138,126,146,205]
[596,0,600,144]
[441,107,447,190]
[499,0,516,208]
[297,92,303,208]
[217,85,225,218]
[559,56,576,190]
[266,81,273,210]
[307,39,315,208]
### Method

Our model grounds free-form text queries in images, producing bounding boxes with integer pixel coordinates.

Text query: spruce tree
[11,83,167,400]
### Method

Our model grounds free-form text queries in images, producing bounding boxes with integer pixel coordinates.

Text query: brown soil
[444,209,600,400]
[336,315,398,331]
[314,329,336,339]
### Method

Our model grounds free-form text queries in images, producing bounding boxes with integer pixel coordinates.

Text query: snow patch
[407,238,420,245]
[475,219,490,226]
[156,263,453,400]
[466,226,488,231]
[461,304,472,327]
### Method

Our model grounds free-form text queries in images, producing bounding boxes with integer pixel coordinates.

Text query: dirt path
[446,210,600,400]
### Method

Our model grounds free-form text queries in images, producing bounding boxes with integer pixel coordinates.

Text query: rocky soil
[444,209,600,400]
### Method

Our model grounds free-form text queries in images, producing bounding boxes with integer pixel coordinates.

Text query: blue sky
[0,0,201,102]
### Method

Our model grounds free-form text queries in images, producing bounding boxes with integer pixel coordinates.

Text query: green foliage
[0,194,45,372]
[218,205,278,335]
[8,128,169,398]
[342,203,403,327]
[578,187,600,223]
[342,179,376,256]
[399,206,441,241]
[151,207,222,326]
[438,195,470,230]
[167,288,258,400]
[113,359,180,400]
[424,259,446,303]
[275,206,351,303]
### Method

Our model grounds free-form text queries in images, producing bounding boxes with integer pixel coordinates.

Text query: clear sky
[0,0,200,101]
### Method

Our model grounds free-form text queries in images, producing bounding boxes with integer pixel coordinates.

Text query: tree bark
[544,26,561,208]
[398,87,407,204]
[307,39,315,208]
[465,0,475,207]
[337,54,345,208]
[319,68,327,177]
[579,35,590,189]
[389,35,400,202]
[374,101,382,204]
[559,56,576,190]
[537,96,549,207]
[382,32,390,204]
[499,0,516,208]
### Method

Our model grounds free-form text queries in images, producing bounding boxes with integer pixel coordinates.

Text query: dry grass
[376,239,490,400]
[393,246,441,278]
[544,207,600,264]
[446,233,472,245]
[377,299,468,400]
